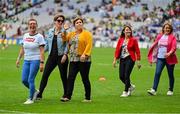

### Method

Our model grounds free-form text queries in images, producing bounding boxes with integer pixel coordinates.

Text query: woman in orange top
[61,17,93,102]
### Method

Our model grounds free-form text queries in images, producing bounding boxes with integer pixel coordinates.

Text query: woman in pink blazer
[147,23,178,96]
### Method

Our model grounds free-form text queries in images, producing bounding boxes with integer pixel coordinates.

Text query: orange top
[67,30,93,56]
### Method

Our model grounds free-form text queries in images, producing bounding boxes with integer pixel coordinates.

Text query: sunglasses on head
[56,19,64,23]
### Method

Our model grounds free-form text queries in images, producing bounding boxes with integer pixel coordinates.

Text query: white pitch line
[0,109,32,114]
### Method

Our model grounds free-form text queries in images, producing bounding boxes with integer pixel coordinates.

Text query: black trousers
[66,62,91,100]
[38,55,68,97]
[119,56,135,92]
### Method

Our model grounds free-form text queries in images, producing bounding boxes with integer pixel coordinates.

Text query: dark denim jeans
[152,58,175,91]
[119,56,135,92]
[38,55,68,98]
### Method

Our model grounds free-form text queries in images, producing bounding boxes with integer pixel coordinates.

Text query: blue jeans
[22,60,40,99]
[152,58,175,91]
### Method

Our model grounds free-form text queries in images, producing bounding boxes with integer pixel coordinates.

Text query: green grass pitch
[0,45,180,113]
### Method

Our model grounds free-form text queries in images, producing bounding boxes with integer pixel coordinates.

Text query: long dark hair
[120,25,133,38]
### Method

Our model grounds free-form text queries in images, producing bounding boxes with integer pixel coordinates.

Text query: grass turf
[0,45,180,113]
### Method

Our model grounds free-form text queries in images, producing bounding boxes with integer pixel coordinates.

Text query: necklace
[124,38,129,44]
[55,26,62,35]
[55,30,60,35]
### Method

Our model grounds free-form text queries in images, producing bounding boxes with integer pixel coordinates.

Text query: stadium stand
[0,0,179,48]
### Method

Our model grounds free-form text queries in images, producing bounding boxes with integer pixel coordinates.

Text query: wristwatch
[40,61,44,64]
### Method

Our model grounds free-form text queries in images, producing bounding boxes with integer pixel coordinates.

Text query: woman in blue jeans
[147,23,178,96]
[16,18,45,104]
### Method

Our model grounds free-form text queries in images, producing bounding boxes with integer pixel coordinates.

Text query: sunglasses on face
[56,19,64,23]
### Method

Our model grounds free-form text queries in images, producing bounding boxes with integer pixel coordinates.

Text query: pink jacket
[148,33,178,65]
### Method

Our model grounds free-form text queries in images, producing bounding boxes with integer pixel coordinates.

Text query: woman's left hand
[165,52,171,58]
[137,61,141,69]
[80,54,86,62]
[64,23,70,30]
[137,64,141,69]
[61,54,67,63]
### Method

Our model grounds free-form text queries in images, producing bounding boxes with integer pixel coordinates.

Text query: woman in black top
[35,14,69,100]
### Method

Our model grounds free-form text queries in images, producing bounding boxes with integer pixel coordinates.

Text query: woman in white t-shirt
[16,19,45,104]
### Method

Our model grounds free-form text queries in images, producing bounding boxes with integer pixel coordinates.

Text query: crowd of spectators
[1,0,179,44]
[88,0,179,42]
[0,0,46,21]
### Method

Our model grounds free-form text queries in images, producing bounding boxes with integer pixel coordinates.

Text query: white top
[22,33,45,60]
[120,40,129,58]
[157,35,168,58]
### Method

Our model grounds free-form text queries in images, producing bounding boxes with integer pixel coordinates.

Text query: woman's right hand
[113,60,116,68]
[16,60,20,68]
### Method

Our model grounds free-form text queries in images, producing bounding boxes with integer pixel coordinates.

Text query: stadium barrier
[94,40,180,49]
[0,38,22,45]
[1,38,180,49]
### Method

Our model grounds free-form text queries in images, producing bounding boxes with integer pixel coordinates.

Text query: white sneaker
[82,99,92,103]
[147,88,156,96]
[167,91,173,96]
[33,89,39,100]
[60,97,70,102]
[120,91,129,97]
[23,99,34,104]
[128,84,135,95]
